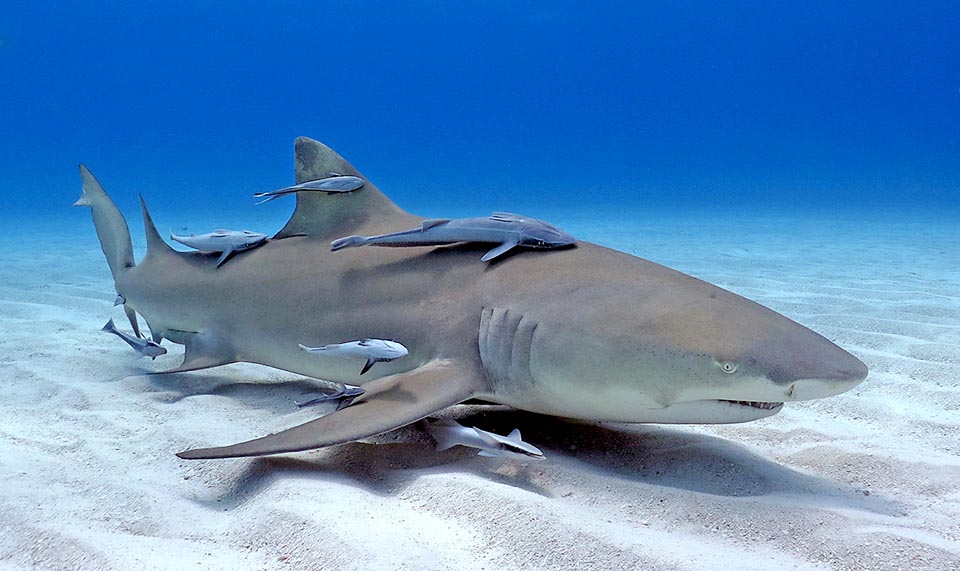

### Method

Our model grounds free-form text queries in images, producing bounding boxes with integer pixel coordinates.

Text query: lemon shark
[75,137,868,460]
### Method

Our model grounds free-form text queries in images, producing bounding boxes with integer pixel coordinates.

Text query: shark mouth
[720,400,784,411]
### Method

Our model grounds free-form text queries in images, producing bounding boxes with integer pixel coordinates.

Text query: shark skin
[76,137,869,460]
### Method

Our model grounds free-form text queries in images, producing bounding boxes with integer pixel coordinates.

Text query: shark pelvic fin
[75,165,135,281]
[176,360,484,459]
[273,137,417,240]
[139,195,177,261]
[124,304,142,338]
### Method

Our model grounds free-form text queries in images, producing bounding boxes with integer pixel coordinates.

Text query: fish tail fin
[330,235,368,251]
[139,195,177,261]
[100,318,117,333]
[429,428,459,451]
[75,165,136,282]
[423,419,462,451]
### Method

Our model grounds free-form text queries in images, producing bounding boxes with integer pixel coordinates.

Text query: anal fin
[153,331,236,374]
[177,360,483,459]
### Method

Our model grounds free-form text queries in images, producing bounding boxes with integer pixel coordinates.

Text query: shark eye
[719,361,738,374]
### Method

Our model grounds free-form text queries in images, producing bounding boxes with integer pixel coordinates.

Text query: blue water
[2,2,958,222]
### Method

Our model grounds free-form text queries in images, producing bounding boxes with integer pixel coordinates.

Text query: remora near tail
[77,137,868,460]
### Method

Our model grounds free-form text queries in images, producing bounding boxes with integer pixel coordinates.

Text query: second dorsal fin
[273,137,417,239]
[140,195,178,261]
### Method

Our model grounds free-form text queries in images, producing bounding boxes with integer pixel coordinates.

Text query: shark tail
[75,165,136,281]
[330,235,368,251]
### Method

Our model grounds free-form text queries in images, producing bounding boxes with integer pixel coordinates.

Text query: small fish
[101,318,166,359]
[424,418,544,461]
[298,338,408,375]
[255,172,365,204]
[169,229,268,267]
[330,212,577,262]
[296,384,365,410]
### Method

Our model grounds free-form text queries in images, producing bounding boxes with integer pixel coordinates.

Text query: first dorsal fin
[139,195,177,260]
[273,137,417,239]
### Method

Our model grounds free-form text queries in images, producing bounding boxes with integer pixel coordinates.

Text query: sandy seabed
[0,208,957,571]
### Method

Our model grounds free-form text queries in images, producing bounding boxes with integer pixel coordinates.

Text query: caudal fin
[100,318,117,333]
[75,165,135,281]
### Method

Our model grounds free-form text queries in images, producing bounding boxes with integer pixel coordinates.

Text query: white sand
[1,209,958,570]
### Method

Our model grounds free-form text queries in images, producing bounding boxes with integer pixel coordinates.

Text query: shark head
[487,246,868,424]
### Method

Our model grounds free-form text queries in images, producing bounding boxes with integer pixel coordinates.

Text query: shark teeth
[722,400,783,410]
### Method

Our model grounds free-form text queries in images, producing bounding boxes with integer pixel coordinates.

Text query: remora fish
[298,339,408,375]
[330,213,577,262]
[255,172,365,204]
[169,229,268,267]
[424,418,544,460]
[75,138,868,461]
[296,384,365,409]
[101,318,166,359]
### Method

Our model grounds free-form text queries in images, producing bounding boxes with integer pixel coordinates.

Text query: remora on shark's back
[169,229,268,267]
[75,137,868,460]
[330,213,577,262]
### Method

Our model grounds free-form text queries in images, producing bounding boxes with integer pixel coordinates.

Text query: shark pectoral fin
[481,241,519,262]
[152,332,236,374]
[124,305,142,338]
[359,357,376,375]
[176,360,483,459]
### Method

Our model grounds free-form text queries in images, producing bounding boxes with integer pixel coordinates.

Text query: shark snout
[750,326,868,401]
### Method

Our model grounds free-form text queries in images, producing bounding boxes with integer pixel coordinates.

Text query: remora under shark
[76,137,868,460]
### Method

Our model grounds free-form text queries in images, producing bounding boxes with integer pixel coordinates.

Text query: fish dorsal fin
[421,218,450,230]
[489,212,525,223]
[274,137,417,240]
[508,429,521,440]
[139,195,178,261]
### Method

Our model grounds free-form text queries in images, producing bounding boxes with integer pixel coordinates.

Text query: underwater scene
[1,3,958,570]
